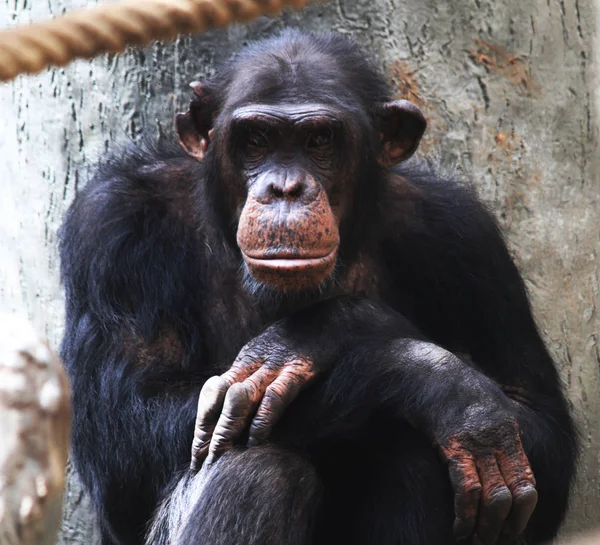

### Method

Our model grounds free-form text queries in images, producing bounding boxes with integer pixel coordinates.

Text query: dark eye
[246,127,269,149]
[306,129,333,150]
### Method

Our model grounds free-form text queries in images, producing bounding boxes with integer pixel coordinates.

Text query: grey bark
[0,0,598,542]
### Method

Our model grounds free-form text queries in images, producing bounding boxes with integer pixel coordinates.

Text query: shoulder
[59,140,213,323]
[59,140,208,295]
[70,139,203,222]
[60,139,211,260]
[382,159,502,243]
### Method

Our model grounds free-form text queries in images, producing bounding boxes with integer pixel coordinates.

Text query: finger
[497,443,538,536]
[221,363,259,386]
[247,367,307,446]
[204,381,260,465]
[190,376,229,471]
[446,454,482,541]
[476,456,513,545]
[221,348,265,384]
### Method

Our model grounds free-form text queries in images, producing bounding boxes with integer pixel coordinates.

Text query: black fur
[59,30,577,545]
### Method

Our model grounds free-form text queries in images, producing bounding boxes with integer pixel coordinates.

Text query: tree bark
[0,0,598,542]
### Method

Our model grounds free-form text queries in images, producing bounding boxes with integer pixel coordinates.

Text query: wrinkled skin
[435,399,538,544]
[236,182,340,292]
[191,341,317,469]
[191,304,538,543]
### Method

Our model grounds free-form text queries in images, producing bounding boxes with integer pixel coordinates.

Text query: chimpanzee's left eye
[306,129,333,150]
[246,128,269,149]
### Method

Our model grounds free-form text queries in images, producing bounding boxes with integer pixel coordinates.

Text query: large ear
[377,100,427,167]
[175,81,216,161]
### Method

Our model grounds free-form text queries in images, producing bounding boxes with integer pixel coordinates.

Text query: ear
[175,81,216,161]
[377,100,427,167]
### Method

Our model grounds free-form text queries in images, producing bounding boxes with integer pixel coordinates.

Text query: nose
[255,170,317,204]
[269,175,304,200]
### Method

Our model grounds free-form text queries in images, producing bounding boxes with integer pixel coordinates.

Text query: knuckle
[221,369,238,385]
[192,428,212,444]
[448,462,480,492]
[233,346,262,368]
[191,436,206,450]
[244,374,265,394]
[210,432,227,450]
[462,482,483,497]
[227,381,247,397]
[511,476,536,492]
[264,384,285,405]
[514,486,538,507]
[286,356,313,370]
[197,377,225,405]
[250,412,271,434]
[484,486,512,510]
[224,382,251,410]
[202,375,225,391]
[191,442,209,460]
[213,416,242,440]
[496,419,519,441]
[506,459,535,479]
[279,367,313,389]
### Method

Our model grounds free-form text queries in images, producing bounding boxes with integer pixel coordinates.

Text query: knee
[205,444,321,501]
[147,446,322,545]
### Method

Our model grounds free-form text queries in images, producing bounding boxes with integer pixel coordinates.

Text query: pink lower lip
[242,249,337,271]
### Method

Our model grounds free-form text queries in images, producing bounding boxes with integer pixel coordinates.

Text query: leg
[317,421,456,545]
[147,445,322,545]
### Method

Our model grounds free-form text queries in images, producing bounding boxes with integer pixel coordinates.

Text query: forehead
[223,49,360,111]
[231,103,344,126]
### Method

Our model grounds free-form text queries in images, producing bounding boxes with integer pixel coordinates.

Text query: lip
[241,248,337,272]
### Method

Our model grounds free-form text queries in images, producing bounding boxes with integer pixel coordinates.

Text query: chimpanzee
[59,30,577,545]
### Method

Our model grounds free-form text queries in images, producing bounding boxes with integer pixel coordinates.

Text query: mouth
[241,248,338,274]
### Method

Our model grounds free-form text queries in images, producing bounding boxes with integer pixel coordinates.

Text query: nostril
[270,184,285,198]
[286,183,303,199]
[281,177,304,200]
[269,180,304,200]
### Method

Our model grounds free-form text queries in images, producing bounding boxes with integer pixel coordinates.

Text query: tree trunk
[0,0,598,542]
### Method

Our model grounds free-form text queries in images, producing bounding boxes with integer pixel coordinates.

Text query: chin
[241,265,338,308]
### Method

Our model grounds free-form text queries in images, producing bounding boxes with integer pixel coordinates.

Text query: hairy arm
[59,147,208,544]
[383,165,578,539]
[193,295,543,544]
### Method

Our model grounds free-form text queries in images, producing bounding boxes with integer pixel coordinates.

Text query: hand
[190,328,318,471]
[437,402,537,545]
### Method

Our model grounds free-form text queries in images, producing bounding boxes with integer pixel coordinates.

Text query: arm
[59,145,208,544]
[193,296,539,544]
[384,166,578,538]
[62,318,199,544]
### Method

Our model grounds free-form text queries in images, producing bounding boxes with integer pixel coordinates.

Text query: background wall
[0,0,598,541]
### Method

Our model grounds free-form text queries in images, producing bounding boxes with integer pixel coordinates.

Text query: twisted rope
[0,0,317,82]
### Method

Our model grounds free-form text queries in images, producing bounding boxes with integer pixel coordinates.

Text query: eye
[246,127,269,149]
[306,128,333,150]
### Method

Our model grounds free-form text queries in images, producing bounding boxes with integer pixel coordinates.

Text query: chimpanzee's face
[174,40,426,295]
[229,102,347,293]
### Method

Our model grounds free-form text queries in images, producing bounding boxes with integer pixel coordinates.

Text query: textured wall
[0,0,598,541]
